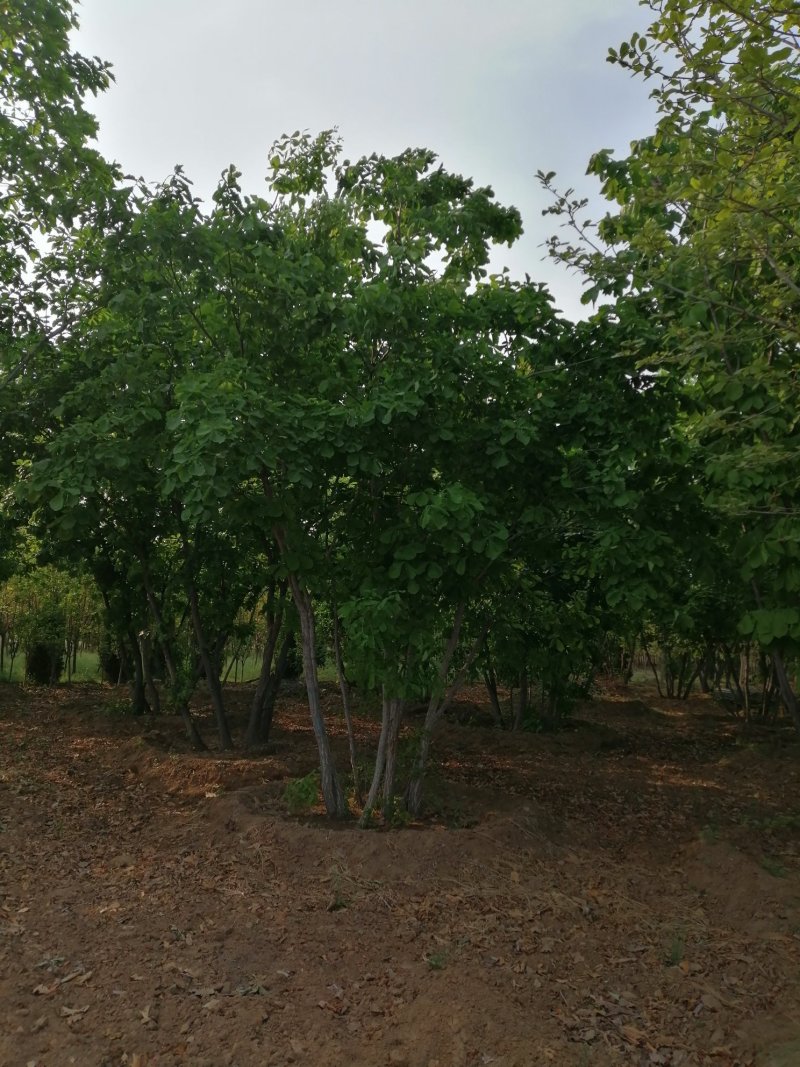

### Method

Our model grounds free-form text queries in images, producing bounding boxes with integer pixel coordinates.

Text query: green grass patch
[1,650,101,684]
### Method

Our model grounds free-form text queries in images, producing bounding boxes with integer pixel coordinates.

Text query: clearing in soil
[2,681,799,1067]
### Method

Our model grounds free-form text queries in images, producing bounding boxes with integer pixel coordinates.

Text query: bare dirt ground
[2,680,800,1067]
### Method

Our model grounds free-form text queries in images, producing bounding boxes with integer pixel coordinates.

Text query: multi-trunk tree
[9,0,798,823]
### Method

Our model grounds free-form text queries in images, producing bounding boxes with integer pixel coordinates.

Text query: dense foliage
[2,0,798,819]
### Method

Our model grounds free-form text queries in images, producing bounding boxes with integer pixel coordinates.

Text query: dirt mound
[682,839,800,933]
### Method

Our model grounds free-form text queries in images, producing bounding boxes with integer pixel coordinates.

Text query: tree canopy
[2,0,799,820]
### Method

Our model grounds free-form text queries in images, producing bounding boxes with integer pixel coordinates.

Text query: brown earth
[1,680,800,1067]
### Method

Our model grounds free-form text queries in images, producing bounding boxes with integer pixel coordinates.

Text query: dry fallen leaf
[621,1024,647,1046]
[59,1005,89,1018]
[318,998,349,1015]
[32,982,58,996]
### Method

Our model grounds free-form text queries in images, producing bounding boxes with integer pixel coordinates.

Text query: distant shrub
[284,771,319,815]
[98,637,127,684]
[25,642,64,685]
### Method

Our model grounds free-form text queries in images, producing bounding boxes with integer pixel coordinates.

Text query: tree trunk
[187,580,233,751]
[405,610,488,818]
[697,644,714,693]
[381,695,405,814]
[620,641,634,685]
[721,644,744,702]
[483,655,505,728]
[159,648,206,750]
[139,555,185,695]
[333,609,362,805]
[359,690,404,823]
[641,636,664,697]
[678,658,701,700]
[267,498,345,816]
[513,668,529,731]
[404,726,432,819]
[362,689,391,824]
[288,576,346,818]
[245,584,286,748]
[7,644,17,682]
[245,654,274,747]
[139,631,161,715]
[126,628,149,717]
[749,580,800,734]
[772,649,800,735]
[177,701,207,750]
[245,630,291,748]
[741,645,752,721]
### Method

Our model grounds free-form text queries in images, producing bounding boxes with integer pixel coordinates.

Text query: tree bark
[287,575,346,817]
[187,579,233,751]
[641,635,664,697]
[404,728,432,819]
[772,648,800,735]
[362,689,391,824]
[513,668,529,731]
[750,580,800,734]
[141,577,204,747]
[721,643,744,702]
[381,695,405,814]
[245,629,291,748]
[679,659,701,701]
[405,610,488,817]
[483,654,505,728]
[126,627,149,716]
[265,489,346,815]
[139,557,175,678]
[333,608,362,805]
[139,631,161,715]
[244,582,286,748]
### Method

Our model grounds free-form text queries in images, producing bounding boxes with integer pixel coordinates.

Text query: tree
[0,0,116,390]
[542,0,800,728]
[0,0,118,589]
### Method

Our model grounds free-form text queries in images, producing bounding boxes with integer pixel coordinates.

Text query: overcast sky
[74,0,656,320]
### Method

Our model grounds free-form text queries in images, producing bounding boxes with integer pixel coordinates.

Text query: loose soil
[1,681,800,1067]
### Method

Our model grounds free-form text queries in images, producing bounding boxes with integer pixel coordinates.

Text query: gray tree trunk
[772,649,800,735]
[126,626,149,717]
[244,584,286,748]
[288,577,347,818]
[333,609,361,805]
[188,580,233,751]
[513,668,529,732]
[405,608,488,817]
[362,690,391,824]
[139,631,161,715]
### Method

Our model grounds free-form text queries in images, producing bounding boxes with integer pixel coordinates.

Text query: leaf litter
[0,680,799,1065]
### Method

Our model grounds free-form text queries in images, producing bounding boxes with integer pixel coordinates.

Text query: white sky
[74,0,656,320]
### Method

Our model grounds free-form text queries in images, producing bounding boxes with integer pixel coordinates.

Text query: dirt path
[1,683,799,1066]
